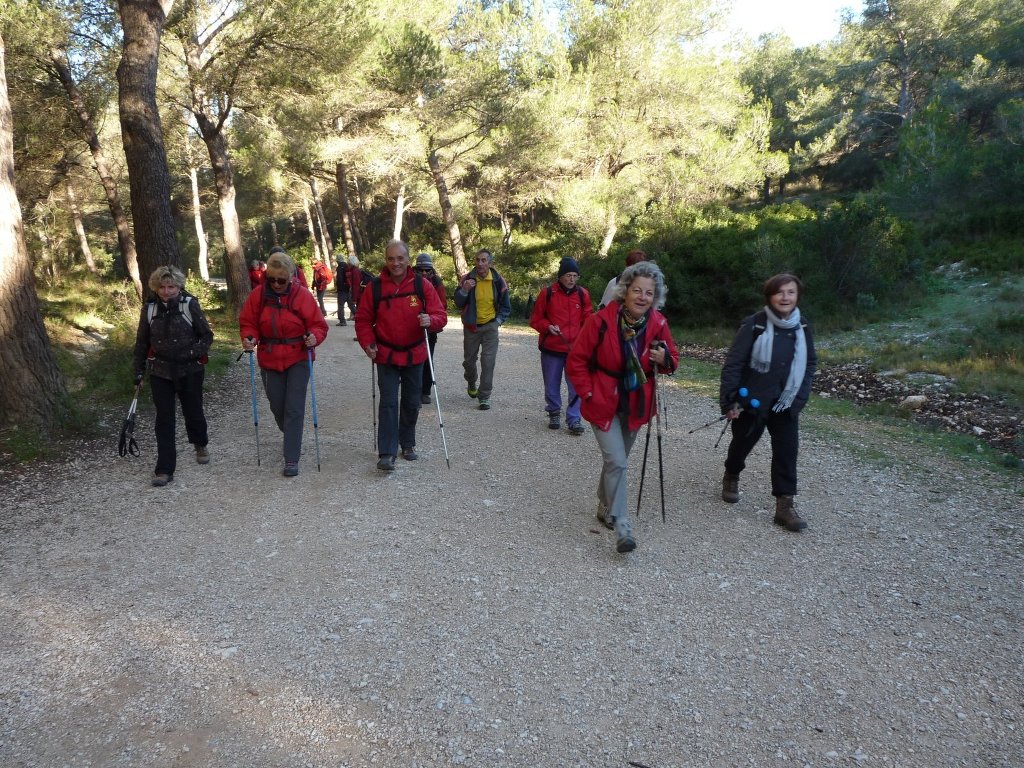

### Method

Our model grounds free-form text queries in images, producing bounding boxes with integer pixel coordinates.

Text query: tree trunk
[500,208,513,248]
[189,166,209,280]
[303,197,322,261]
[393,184,406,241]
[50,49,141,295]
[762,176,771,205]
[309,175,333,257]
[598,205,617,258]
[333,161,357,259]
[116,0,181,280]
[427,147,468,275]
[271,217,279,247]
[0,32,68,434]
[353,176,370,254]
[198,123,249,314]
[66,184,98,273]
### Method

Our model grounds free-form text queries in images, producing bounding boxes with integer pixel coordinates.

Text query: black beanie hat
[558,257,580,277]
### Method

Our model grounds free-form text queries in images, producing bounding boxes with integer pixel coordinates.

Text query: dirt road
[2,298,1022,767]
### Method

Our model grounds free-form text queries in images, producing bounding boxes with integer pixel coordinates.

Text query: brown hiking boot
[774,495,807,532]
[721,472,740,503]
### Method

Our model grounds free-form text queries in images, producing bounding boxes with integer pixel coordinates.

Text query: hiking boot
[467,385,479,399]
[401,447,418,461]
[421,394,431,405]
[283,461,299,477]
[774,495,807,532]
[567,420,585,436]
[548,412,561,430]
[376,455,396,472]
[721,472,740,503]
[616,535,637,553]
[195,445,210,465]
[336,320,347,327]
[151,472,173,487]
[478,399,491,410]
[596,503,614,530]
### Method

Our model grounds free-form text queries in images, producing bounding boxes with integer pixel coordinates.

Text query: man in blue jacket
[454,249,512,411]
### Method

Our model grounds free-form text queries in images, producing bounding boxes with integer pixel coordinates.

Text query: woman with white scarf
[718,274,817,532]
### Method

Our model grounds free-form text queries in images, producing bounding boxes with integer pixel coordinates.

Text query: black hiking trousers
[724,408,800,497]
[151,370,208,477]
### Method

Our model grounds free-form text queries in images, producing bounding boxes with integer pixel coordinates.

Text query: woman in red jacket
[566,261,678,554]
[240,251,329,477]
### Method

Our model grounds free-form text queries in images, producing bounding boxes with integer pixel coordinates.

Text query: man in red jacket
[355,240,448,471]
[530,257,592,434]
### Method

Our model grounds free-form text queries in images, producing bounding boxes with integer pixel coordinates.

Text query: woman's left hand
[649,342,667,367]
[304,333,316,348]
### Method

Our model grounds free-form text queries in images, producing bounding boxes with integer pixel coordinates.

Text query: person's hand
[649,340,667,367]
[462,277,476,291]
[242,336,256,352]
[133,372,144,386]
[418,313,431,328]
[724,405,740,421]
[364,343,377,360]
[304,332,316,348]
[549,324,561,335]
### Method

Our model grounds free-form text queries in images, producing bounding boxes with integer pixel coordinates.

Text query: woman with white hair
[566,261,679,554]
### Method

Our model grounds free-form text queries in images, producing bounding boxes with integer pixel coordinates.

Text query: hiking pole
[714,389,760,450]
[424,327,451,469]
[652,361,666,523]
[371,359,378,452]
[635,416,653,519]
[246,348,261,466]
[118,378,144,457]
[307,346,322,472]
[689,414,728,433]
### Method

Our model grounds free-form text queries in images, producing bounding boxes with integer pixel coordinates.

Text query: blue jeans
[540,351,580,424]
[376,362,423,457]
[592,414,639,539]
[261,362,309,463]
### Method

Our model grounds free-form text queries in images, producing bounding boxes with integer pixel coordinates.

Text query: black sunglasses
[267,276,289,286]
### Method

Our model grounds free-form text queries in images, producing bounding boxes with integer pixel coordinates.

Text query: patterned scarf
[619,309,649,392]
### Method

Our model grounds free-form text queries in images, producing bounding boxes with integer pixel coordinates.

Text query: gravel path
[2,300,1022,768]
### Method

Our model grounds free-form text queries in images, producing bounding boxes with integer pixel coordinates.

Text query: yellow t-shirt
[474,271,496,324]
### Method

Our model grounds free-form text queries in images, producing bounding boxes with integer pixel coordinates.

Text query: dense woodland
[1,0,1022,439]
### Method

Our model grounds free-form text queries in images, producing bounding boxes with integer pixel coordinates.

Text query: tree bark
[303,197,322,261]
[309,175,333,257]
[427,147,468,275]
[0,32,68,434]
[333,161,358,259]
[352,175,370,253]
[198,122,249,313]
[116,0,181,281]
[66,184,98,273]
[393,184,406,241]
[50,49,141,295]
[188,166,209,280]
[598,205,617,258]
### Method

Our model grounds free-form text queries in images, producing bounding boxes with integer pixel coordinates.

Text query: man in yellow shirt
[453,249,512,410]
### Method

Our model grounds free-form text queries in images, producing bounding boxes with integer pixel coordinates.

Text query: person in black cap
[413,253,448,404]
[529,256,593,434]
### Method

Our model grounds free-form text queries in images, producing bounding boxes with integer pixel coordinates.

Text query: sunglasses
[267,276,289,286]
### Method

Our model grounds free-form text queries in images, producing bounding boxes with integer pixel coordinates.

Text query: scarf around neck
[750,306,806,412]
[619,308,649,392]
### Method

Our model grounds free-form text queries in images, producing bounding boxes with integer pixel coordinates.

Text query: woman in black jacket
[719,274,816,531]
[133,266,214,487]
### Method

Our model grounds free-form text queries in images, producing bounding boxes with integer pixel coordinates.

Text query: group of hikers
[133,239,816,553]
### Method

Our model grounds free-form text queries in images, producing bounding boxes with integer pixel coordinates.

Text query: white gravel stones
[1,316,1022,767]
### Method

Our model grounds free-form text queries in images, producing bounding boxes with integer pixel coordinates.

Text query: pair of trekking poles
[240,344,321,472]
[369,328,451,469]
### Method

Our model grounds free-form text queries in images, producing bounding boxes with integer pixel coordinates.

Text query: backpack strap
[147,295,194,327]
